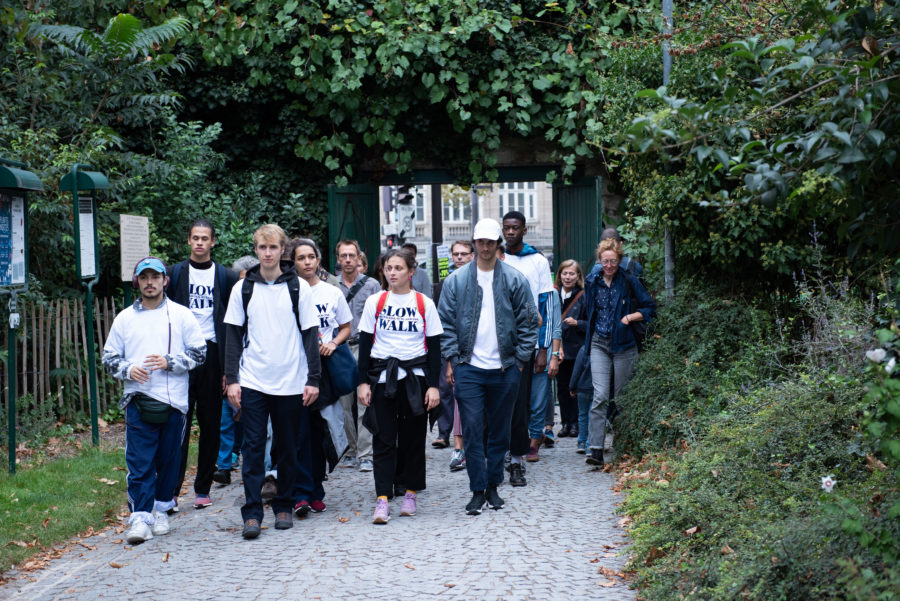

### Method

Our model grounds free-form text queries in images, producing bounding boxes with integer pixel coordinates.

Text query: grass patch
[0,446,127,571]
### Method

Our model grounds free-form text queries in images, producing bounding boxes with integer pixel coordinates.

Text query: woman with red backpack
[356,248,443,524]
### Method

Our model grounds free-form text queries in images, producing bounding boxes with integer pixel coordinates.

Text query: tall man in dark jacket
[438,219,538,515]
[166,218,240,509]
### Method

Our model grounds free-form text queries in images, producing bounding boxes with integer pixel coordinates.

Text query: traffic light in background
[396,185,413,204]
[386,234,398,248]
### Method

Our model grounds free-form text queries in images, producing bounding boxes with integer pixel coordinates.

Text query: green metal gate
[552,176,603,274]
[327,184,380,273]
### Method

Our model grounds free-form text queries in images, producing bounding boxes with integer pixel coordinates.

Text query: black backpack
[240,276,302,336]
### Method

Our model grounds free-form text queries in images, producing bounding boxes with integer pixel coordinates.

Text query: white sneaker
[125,520,154,544]
[359,459,374,472]
[151,511,170,536]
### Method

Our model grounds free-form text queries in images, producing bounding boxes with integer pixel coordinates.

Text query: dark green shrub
[614,279,775,457]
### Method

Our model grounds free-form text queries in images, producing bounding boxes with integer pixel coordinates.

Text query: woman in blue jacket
[582,238,656,466]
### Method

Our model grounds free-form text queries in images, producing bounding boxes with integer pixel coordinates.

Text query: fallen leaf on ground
[162,553,169,563]
[443,584,456,588]
[684,526,700,536]
[109,562,125,569]
[598,580,616,587]
[721,545,735,555]
[404,563,415,570]
[96,478,118,486]
[337,517,350,523]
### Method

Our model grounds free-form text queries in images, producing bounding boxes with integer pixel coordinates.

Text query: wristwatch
[550,351,560,358]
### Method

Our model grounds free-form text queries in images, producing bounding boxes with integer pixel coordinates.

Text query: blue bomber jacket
[437,259,539,371]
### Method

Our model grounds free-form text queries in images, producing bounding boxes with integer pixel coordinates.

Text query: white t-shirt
[503,252,554,307]
[223,276,318,396]
[469,268,502,370]
[503,252,552,349]
[189,264,216,341]
[104,299,205,414]
[308,281,352,345]
[358,291,443,383]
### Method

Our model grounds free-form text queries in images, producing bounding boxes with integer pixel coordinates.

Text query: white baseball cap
[473,218,502,241]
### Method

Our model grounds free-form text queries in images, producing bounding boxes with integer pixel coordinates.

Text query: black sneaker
[586,448,604,466]
[508,463,527,487]
[485,485,504,510]
[212,469,231,485]
[466,491,487,515]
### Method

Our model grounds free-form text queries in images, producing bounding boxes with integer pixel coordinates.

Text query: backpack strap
[215,263,226,306]
[416,292,427,352]
[372,291,389,340]
[345,275,370,304]
[241,275,302,337]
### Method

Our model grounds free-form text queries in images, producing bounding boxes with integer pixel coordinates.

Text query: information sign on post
[60,165,109,447]
[1,157,42,474]
[78,197,97,279]
[0,193,27,286]
[119,215,150,283]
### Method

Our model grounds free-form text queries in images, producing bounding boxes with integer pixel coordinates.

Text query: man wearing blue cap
[103,257,207,544]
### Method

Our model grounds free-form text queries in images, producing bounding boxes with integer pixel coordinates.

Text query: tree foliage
[613,0,899,277]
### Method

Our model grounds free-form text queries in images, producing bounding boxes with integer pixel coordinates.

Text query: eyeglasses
[600,259,619,266]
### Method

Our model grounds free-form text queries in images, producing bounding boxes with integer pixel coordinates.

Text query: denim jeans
[576,390,591,446]
[217,398,242,470]
[528,348,551,440]
[589,336,637,450]
[454,363,521,492]
[125,401,186,518]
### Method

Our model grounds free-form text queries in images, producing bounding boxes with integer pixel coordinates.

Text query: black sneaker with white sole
[466,491,487,515]
[485,485,504,510]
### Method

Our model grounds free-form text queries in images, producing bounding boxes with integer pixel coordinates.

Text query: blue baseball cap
[134,257,166,275]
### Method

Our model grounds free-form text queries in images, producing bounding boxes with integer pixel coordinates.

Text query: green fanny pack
[132,393,173,425]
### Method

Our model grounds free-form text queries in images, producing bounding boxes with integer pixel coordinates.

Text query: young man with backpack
[166,218,240,509]
[223,224,321,539]
[335,239,382,472]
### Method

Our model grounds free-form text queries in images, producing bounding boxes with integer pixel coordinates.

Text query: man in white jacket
[103,257,207,544]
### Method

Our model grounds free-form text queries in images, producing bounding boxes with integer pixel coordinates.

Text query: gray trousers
[588,335,637,450]
[338,343,373,461]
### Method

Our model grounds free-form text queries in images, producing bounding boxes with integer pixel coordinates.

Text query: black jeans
[175,340,221,497]
[240,388,302,522]
[509,355,534,457]
[370,377,427,498]
[556,358,578,426]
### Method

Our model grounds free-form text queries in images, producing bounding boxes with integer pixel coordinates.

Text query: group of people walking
[102,212,655,543]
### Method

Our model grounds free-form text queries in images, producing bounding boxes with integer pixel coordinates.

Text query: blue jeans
[217,398,242,469]
[239,388,304,522]
[454,363,521,492]
[528,348,551,440]
[125,401,186,517]
[576,390,591,446]
[589,336,637,450]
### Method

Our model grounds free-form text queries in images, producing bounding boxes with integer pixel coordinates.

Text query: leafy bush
[619,275,899,600]
[614,278,774,456]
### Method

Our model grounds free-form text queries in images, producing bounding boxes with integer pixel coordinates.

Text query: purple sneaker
[400,492,417,517]
[372,497,390,524]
